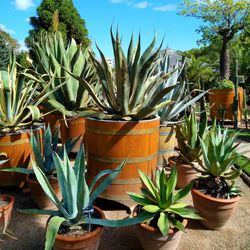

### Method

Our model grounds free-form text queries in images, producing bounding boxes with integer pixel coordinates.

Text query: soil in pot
[192,177,241,229]
[53,206,105,250]
[0,195,15,233]
[27,175,61,210]
[133,206,187,250]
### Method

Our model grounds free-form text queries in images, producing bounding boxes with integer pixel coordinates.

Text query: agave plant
[20,147,153,250]
[157,52,208,125]
[0,126,77,177]
[128,167,201,236]
[0,52,63,134]
[66,29,183,120]
[175,112,209,165]
[0,153,8,166]
[28,32,99,117]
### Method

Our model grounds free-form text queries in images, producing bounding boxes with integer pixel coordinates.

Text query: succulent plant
[28,32,99,118]
[175,112,209,165]
[20,147,153,250]
[212,79,234,90]
[0,153,8,166]
[128,167,201,236]
[0,52,61,134]
[66,28,181,120]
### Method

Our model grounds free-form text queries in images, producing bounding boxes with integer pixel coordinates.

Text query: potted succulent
[128,166,201,250]
[0,153,15,235]
[29,32,100,152]
[1,126,77,209]
[208,79,244,121]
[169,112,208,188]
[191,126,247,229]
[66,28,182,202]
[156,52,207,166]
[0,53,59,186]
[20,147,153,250]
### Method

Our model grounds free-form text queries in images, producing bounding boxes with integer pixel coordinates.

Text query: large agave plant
[128,167,201,236]
[157,51,207,125]
[0,53,61,134]
[20,147,153,250]
[67,29,180,120]
[28,32,99,117]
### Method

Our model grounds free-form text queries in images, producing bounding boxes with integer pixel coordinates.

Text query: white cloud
[134,1,151,9]
[25,17,30,22]
[18,40,28,52]
[153,4,177,12]
[13,0,34,10]
[0,24,15,34]
[110,0,126,3]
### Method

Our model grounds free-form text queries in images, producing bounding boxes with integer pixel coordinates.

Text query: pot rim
[0,123,44,138]
[0,194,15,210]
[133,206,188,235]
[59,116,85,122]
[191,187,241,203]
[53,206,105,242]
[86,115,160,123]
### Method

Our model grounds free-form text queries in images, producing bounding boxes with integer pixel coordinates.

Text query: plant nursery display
[129,166,201,250]
[191,126,247,229]
[169,112,208,188]
[20,147,153,250]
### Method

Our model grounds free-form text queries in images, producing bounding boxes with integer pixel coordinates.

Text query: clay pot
[133,206,187,250]
[0,125,44,187]
[27,176,62,210]
[0,194,15,232]
[208,87,244,121]
[52,206,105,250]
[44,113,62,135]
[85,117,160,202]
[191,188,241,229]
[168,156,199,189]
[60,117,85,153]
[157,125,177,168]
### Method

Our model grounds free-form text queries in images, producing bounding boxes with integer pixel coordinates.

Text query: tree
[25,0,90,48]
[0,29,19,70]
[180,0,250,80]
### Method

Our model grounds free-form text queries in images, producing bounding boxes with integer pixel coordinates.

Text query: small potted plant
[169,112,208,188]
[191,126,247,229]
[128,166,201,250]
[20,146,153,250]
[208,79,244,121]
[0,153,15,235]
[1,126,77,209]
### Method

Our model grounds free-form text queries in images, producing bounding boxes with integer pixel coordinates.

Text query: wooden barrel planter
[0,125,43,187]
[208,87,244,121]
[60,117,85,153]
[85,117,160,202]
[157,125,177,168]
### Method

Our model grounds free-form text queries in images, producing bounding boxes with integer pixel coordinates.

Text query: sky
[0,0,204,57]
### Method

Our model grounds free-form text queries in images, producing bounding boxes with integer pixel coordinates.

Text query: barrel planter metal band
[85,117,160,203]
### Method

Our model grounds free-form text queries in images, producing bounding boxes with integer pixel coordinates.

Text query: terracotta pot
[60,117,85,153]
[0,194,15,232]
[53,206,105,250]
[0,125,44,187]
[208,87,244,121]
[157,125,177,168]
[133,206,187,250]
[191,188,241,229]
[169,156,199,189]
[85,117,160,202]
[27,176,62,210]
[44,113,62,135]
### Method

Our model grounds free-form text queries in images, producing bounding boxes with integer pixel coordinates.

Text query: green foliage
[212,79,234,90]
[68,29,179,120]
[25,0,90,49]
[20,147,153,250]
[0,53,58,134]
[16,51,31,69]
[128,167,201,236]
[175,112,209,163]
[28,32,99,118]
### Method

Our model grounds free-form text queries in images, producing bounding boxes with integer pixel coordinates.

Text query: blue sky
[0,0,204,57]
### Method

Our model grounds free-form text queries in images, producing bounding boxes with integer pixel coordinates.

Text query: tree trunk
[220,38,230,80]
